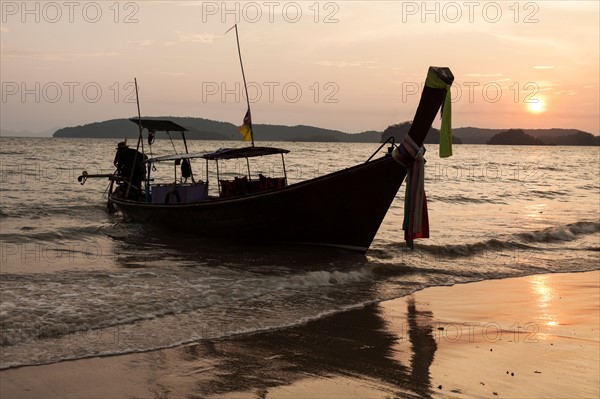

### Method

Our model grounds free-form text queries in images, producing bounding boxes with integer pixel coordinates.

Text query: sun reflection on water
[524,203,548,221]
[530,274,558,329]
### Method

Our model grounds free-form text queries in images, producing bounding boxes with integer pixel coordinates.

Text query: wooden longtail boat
[80,66,454,252]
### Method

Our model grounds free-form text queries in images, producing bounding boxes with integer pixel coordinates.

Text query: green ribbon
[425,69,453,158]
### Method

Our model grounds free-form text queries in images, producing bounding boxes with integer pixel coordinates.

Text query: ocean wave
[417,239,534,258]
[2,203,105,220]
[516,221,600,243]
[369,262,414,276]
[537,166,564,172]
[0,266,375,348]
[525,189,569,199]
[0,225,106,243]
[577,184,600,191]
[0,300,374,370]
[427,194,507,205]
[388,221,600,259]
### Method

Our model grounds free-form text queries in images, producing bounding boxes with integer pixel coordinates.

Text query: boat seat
[151,183,208,203]
[220,176,248,198]
[219,175,286,198]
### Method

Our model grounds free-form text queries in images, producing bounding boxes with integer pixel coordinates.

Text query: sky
[1,0,599,135]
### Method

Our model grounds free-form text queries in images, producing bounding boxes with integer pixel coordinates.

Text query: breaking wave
[415,221,600,258]
[0,266,376,348]
[427,194,507,205]
[516,221,600,242]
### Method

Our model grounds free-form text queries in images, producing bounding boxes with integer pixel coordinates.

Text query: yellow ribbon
[425,69,453,158]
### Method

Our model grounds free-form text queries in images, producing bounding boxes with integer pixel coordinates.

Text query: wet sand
[1,270,598,399]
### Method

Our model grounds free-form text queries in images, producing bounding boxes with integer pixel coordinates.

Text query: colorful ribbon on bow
[425,69,453,158]
[392,136,429,248]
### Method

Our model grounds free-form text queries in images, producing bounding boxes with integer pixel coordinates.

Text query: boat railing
[365,136,396,163]
[219,174,286,198]
[150,181,208,204]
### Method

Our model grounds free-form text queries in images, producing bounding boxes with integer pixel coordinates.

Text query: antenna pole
[233,24,254,147]
[125,77,144,199]
[134,78,144,155]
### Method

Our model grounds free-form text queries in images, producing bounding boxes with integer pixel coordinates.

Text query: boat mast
[133,78,144,157]
[125,77,144,199]
[229,24,254,147]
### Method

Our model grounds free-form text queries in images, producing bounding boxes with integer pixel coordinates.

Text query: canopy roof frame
[146,146,290,163]
[202,146,290,160]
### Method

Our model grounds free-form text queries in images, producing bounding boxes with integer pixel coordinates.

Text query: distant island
[51,116,381,143]
[487,129,544,145]
[487,128,599,146]
[454,126,599,146]
[28,116,598,146]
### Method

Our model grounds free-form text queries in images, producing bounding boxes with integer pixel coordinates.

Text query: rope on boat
[166,131,177,153]
[365,136,395,163]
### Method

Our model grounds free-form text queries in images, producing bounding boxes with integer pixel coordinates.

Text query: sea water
[0,137,598,369]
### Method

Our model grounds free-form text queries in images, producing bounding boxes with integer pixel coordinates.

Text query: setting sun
[527,98,547,114]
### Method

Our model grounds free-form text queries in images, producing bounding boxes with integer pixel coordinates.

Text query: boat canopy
[203,146,290,160]
[129,118,188,132]
[147,152,209,163]
[147,146,290,163]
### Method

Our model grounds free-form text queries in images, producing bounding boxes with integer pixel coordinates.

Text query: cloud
[128,39,154,47]
[165,72,189,77]
[493,33,564,50]
[1,48,118,61]
[315,60,380,68]
[464,73,504,77]
[554,90,578,96]
[175,31,217,44]
[175,1,205,6]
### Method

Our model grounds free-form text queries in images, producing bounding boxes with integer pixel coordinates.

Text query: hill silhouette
[53,117,380,143]
[487,129,544,145]
[52,117,598,146]
[542,131,600,146]
[455,127,598,145]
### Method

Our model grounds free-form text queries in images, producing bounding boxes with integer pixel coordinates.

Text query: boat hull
[108,67,454,252]
[111,155,406,252]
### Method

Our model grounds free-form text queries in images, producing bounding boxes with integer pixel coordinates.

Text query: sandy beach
[1,270,598,399]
